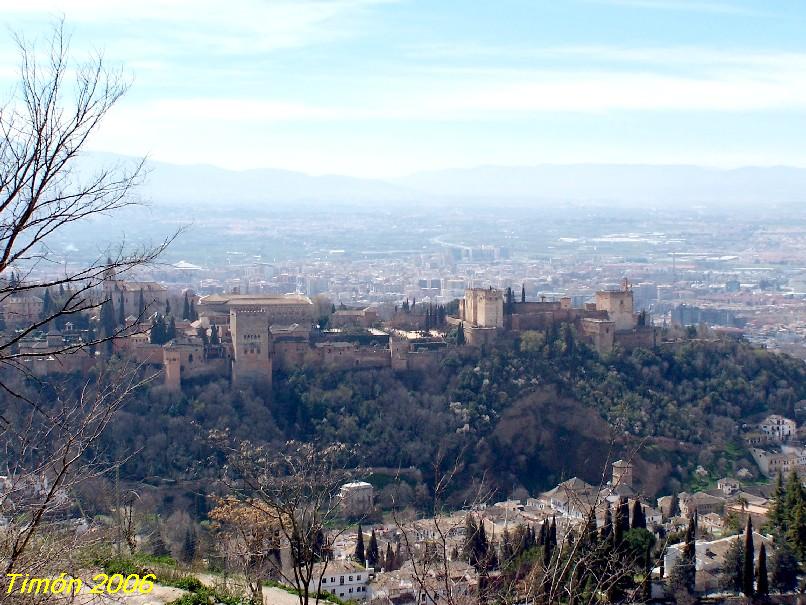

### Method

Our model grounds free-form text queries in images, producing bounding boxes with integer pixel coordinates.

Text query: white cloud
[583,0,765,16]
[4,0,394,55]
[407,70,806,115]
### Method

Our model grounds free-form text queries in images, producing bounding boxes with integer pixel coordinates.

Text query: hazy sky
[3,0,806,177]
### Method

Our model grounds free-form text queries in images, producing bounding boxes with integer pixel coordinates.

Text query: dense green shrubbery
[5,328,805,501]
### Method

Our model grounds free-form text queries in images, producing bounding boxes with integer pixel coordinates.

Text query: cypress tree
[549,516,557,548]
[601,505,613,542]
[40,288,52,319]
[210,323,219,345]
[100,295,116,353]
[118,291,125,325]
[476,521,489,570]
[542,528,553,567]
[613,501,624,549]
[314,528,326,561]
[181,527,196,563]
[190,299,197,321]
[367,529,380,568]
[354,526,365,563]
[456,322,465,345]
[756,543,768,596]
[165,299,171,315]
[501,528,513,562]
[151,527,169,557]
[167,316,176,341]
[385,542,395,570]
[769,470,786,535]
[183,292,190,320]
[642,541,653,601]
[631,499,646,529]
[521,284,526,303]
[742,517,754,597]
[582,512,598,547]
[138,289,145,316]
[671,515,697,596]
[149,315,159,344]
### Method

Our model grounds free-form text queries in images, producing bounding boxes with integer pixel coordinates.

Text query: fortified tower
[230,306,272,386]
[164,349,181,390]
[595,280,636,332]
[461,288,504,328]
[612,459,634,488]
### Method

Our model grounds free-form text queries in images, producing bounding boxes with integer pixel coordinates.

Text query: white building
[760,415,796,442]
[312,561,373,601]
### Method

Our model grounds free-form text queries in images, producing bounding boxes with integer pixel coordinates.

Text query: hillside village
[319,454,786,603]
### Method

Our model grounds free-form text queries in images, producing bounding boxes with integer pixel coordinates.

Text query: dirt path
[67,584,186,604]
[195,572,303,605]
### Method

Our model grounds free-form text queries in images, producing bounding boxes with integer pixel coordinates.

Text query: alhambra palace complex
[15,278,656,390]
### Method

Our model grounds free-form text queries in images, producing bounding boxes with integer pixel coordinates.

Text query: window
[357,575,361,580]
[349,588,353,594]
[349,576,353,581]
[322,578,326,584]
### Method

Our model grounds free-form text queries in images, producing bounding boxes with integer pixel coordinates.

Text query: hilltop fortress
[11,278,656,390]
[457,280,656,352]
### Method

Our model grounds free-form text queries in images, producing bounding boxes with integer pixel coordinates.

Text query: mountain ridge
[81,152,806,207]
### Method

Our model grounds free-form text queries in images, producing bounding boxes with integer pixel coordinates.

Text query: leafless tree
[0,360,158,585]
[0,20,173,596]
[0,20,174,394]
[215,439,362,605]
[388,445,493,605]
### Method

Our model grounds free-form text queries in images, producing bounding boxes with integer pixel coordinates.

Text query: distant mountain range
[82,153,806,208]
